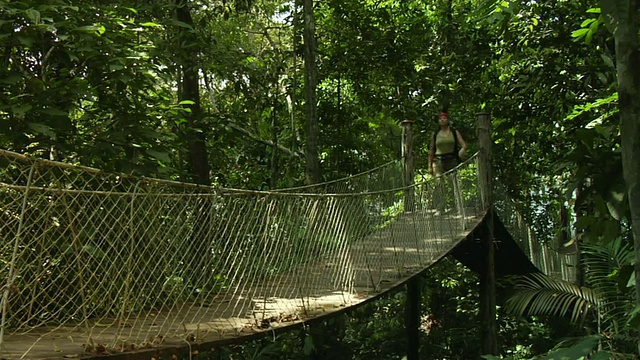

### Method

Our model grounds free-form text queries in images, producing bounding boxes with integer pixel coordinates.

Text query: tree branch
[228,123,304,158]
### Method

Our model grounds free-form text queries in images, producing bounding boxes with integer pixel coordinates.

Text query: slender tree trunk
[303,0,320,184]
[174,0,212,288]
[601,0,640,303]
[286,0,301,188]
[438,0,454,113]
[271,96,278,189]
[175,0,210,185]
[573,184,585,286]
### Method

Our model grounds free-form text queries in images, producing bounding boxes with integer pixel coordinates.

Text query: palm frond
[583,239,633,287]
[505,273,602,325]
[582,239,635,333]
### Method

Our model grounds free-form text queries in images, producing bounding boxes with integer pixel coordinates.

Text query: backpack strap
[452,127,459,152]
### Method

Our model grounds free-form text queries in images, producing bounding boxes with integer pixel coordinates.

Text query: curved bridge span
[0,149,574,359]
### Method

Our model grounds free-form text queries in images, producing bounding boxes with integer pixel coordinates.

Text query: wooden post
[401,120,415,212]
[406,276,421,360]
[476,112,498,356]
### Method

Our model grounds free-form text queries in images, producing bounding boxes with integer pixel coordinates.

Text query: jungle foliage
[2,0,639,358]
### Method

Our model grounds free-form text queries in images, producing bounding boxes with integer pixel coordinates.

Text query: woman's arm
[456,130,467,159]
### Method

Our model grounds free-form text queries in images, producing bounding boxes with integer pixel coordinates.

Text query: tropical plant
[482,335,611,360]
[505,273,602,329]
[505,237,639,356]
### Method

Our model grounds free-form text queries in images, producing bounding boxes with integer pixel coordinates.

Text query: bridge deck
[1,210,484,360]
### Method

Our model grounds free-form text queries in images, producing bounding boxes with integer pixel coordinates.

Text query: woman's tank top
[435,130,455,155]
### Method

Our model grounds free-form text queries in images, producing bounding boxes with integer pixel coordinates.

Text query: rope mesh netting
[0,147,561,359]
[493,180,578,283]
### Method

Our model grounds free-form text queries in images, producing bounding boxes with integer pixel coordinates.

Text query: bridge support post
[406,276,421,360]
[401,120,415,212]
[476,112,498,356]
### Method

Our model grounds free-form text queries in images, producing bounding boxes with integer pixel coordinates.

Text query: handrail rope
[0,149,401,194]
[0,149,213,190]
[0,147,477,193]
[0,153,479,199]
[272,159,400,192]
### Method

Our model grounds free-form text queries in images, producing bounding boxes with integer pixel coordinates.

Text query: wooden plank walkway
[1,209,484,360]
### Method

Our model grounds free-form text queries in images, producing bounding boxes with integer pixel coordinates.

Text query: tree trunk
[174,0,212,289]
[175,0,210,185]
[285,0,301,188]
[270,96,278,189]
[601,0,640,304]
[303,0,320,184]
[573,184,585,286]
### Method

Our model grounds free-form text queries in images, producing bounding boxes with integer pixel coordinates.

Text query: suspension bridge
[0,125,576,359]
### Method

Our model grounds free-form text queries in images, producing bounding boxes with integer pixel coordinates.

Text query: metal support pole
[476,112,498,356]
[406,276,421,360]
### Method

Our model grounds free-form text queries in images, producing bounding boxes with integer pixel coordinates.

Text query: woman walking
[428,112,467,216]
[429,112,467,176]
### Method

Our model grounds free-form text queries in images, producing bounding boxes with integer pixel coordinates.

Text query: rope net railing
[493,180,578,283]
[0,149,484,359]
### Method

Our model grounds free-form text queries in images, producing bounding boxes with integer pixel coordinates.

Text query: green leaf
[25,8,40,23]
[596,72,607,84]
[600,54,615,68]
[505,273,600,325]
[178,100,196,105]
[302,333,315,356]
[12,104,32,115]
[625,304,640,327]
[585,30,593,44]
[605,182,626,221]
[580,19,596,27]
[27,122,56,138]
[140,22,161,27]
[589,351,611,360]
[66,51,80,62]
[574,215,596,228]
[74,25,101,33]
[619,264,634,290]
[0,75,23,85]
[571,28,589,38]
[147,149,171,164]
[544,336,600,360]
[585,20,599,44]
[39,107,68,116]
[17,35,34,47]
[170,19,193,29]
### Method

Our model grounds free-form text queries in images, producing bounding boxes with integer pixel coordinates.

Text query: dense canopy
[1,0,639,358]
